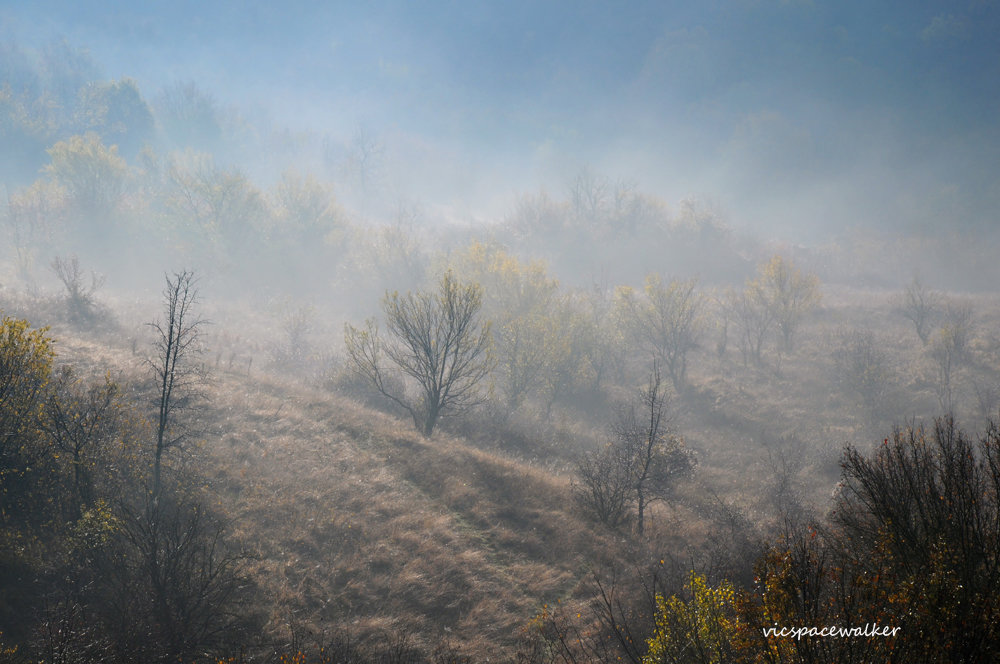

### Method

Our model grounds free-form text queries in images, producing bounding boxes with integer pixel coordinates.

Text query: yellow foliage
[615,275,703,389]
[445,242,592,412]
[44,132,127,216]
[68,498,120,552]
[644,571,742,664]
[749,255,820,350]
[445,240,559,320]
[0,316,54,466]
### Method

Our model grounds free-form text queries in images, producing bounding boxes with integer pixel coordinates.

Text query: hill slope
[191,369,627,657]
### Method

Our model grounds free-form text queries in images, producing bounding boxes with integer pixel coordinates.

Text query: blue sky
[3,0,998,236]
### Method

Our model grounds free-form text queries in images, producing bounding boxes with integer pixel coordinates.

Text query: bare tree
[899,276,939,345]
[343,125,384,215]
[574,364,695,535]
[727,286,774,367]
[973,380,1000,424]
[615,365,694,536]
[569,167,611,224]
[6,181,64,281]
[574,439,638,529]
[148,270,204,506]
[928,303,975,415]
[51,254,105,324]
[111,500,253,663]
[344,271,493,437]
[942,300,974,366]
[268,304,315,373]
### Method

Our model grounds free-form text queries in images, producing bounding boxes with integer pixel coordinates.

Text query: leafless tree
[930,338,958,415]
[942,300,974,365]
[928,303,974,415]
[109,500,253,663]
[344,271,493,437]
[614,365,694,535]
[51,254,105,324]
[574,364,695,535]
[569,167,611,224]
[574,439,637,529]
[899,276,939,345]
[343,125,384,215]
[268,304,315,373]
[6,182,63,281]
[148,270,204,506]
[973,380,1000,424]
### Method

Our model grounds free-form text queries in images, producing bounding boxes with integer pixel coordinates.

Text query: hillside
[200,370,619,656]
[35,321,645,660]
[5,273,1000,660]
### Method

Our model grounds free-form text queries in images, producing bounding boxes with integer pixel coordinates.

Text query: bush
[738,417,1000,663]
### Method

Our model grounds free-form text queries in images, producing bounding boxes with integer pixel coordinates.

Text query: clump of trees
[500,170,746,286]
[895,277,980,416]
[344,271,494,437]
[544,416,1000,662]
[442,241,623,420]
[739,417,1000,662]
[445,241,562,416]
[44,133,128,222]
[0,273,256,662]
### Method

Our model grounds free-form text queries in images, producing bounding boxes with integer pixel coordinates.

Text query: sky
[2,0,999,239]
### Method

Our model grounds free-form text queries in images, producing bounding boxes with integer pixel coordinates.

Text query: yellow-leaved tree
[44,133,127,225]
[750,255,820,352]
[616,274,704,391]
[0,316,54,494]
[445,242,567,415]
[644,571,743,664]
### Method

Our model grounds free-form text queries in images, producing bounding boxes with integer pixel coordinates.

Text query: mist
[4,1,1000,661]
[5,0,998,240]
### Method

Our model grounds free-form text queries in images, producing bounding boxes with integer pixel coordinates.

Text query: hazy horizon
[3,0,999,240]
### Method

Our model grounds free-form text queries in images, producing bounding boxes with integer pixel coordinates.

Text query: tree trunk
[637,488,646,536]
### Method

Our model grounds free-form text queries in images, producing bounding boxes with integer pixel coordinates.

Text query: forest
[4,3,1000,662]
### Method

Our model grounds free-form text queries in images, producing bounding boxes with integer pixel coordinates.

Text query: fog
[5,0,998,240]
[4,2,1000,661]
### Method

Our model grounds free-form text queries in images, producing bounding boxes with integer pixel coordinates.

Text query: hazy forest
[4,2,1000,662]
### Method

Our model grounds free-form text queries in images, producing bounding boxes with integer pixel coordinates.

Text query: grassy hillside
[199,370,620,656]
[4,273,1000,660]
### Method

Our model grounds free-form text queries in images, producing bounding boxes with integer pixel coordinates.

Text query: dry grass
[8,279,1000,659]
[188,368,629,659]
